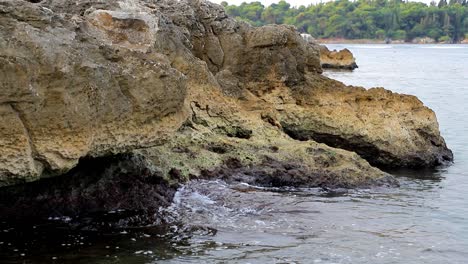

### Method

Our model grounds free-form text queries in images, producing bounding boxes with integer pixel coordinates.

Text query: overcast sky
[209,0,432,7]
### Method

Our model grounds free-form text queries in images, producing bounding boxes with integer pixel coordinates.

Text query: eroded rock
[319,45,358,70]
[0,0,453,222]
[0,0,188,183]
[278,76,453,168]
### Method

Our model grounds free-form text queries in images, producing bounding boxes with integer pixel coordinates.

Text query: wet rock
[205,157,398,189]
[319,45,358,70]
[0,154,177,227]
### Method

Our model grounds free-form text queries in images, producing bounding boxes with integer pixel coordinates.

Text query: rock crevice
[8,103,45,171]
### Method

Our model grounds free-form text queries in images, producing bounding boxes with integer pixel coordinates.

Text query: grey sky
[209,0,432,7]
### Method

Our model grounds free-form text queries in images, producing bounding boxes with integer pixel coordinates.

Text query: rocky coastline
[0,0,452,226]
[318,38,468,44]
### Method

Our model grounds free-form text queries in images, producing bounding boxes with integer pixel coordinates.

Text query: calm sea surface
[1,44,467,263]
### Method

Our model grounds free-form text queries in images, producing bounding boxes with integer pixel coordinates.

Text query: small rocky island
[0,0,452,225]
[319,45,358,70]
[301,34,358,70]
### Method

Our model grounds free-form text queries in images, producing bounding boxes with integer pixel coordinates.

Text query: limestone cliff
[0,0,452,194]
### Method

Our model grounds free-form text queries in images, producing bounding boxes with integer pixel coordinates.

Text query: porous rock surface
[319,45,358,70]
[0,0,452,200]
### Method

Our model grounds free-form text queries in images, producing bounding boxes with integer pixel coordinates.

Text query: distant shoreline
[318,38,468,44]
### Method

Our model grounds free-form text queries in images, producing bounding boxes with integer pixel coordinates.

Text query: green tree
[224,0,468,43]
[438,0,448,8]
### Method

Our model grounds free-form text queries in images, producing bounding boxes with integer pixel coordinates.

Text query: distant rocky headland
[318,38,468,44]
[0,0,453,226]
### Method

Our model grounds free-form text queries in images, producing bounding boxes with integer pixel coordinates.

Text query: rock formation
[0,0,452,222]
[319,45,358,70]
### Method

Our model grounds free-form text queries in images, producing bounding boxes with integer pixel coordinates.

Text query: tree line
[221,0,468,42]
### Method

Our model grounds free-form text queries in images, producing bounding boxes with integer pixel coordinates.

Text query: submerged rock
[0,0,452,222]
[319,45,358,70]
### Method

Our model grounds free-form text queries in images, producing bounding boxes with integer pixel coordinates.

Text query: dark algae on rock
[0,154,177,226]
[0,0,452,225]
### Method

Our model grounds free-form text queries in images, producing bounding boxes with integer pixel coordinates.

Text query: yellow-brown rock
[319,45,358,70]
[0,0,452,191]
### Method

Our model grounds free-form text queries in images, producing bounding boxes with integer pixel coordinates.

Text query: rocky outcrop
[0,0,189,187]
[0,0,452,222]
[278,76,453,168]
[319,45,358,70]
